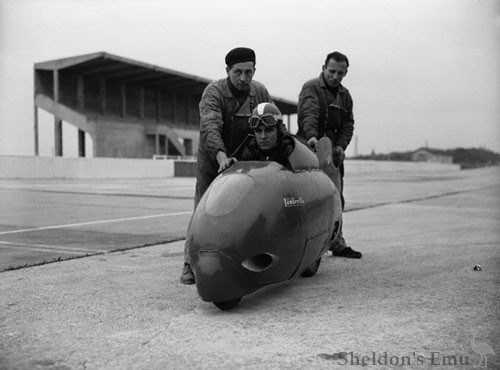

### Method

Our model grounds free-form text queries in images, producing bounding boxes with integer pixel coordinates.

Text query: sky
[0,0,499,157]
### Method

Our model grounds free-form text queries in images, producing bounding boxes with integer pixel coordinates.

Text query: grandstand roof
[35,52,297,114]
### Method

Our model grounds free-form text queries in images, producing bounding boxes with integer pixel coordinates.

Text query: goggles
[248,114,279,129]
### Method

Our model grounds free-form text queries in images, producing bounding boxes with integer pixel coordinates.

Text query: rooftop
[35,52,297,114]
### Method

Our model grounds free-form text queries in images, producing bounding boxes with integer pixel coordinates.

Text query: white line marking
[0,211,192,236]
[0,241,102,255]
[0,241,106,253]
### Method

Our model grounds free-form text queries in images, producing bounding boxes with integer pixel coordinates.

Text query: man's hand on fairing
[216,151,238,173]
[332,146,345,166]
[307,137,319,152]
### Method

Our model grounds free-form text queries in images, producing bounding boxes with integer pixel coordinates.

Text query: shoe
[180,263,195,285]
[331,247,362,259]
[300,258,321,278]
[329,235,347,252]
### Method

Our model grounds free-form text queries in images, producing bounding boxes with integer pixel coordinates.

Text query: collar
[220,78,256,99]
[318,73,346,94]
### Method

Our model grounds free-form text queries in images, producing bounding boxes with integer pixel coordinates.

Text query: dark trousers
[193,152,218,208]
[331,161,348,250]
[339,161,345,210]
[185,153,218,264]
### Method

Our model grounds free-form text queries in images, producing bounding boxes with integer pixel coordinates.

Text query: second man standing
[297,51,362,259]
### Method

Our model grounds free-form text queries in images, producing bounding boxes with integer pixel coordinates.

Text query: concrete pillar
[91,133,98,158]
[34,105,39,156]
[155,89,161,156]
[53,70,63,156]
[34,69,40,156]
[155,131,160,155]
[53,70,59,103]
[54,119,63,156]
[76,77,86,158]
[78,130,86,157]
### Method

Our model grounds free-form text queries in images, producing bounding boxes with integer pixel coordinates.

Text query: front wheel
[213,297,242,310]
[300,258,321,278]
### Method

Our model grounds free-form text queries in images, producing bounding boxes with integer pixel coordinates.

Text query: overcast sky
[0,0,498,157]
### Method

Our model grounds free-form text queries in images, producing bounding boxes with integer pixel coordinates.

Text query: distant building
[412,148,453,163]
[34,52,297,158]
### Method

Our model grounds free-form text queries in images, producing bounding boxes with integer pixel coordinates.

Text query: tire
[213,297,242,310]
[300,258,321,278]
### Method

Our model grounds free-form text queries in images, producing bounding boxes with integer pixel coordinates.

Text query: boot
[180,263,195,285]
[329,231,362,259]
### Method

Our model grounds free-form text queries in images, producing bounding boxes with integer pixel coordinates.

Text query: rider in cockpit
[229,102,295,170]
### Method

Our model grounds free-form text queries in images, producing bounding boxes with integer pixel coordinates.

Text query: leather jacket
[198,78,273,164]
[296,74,354,150]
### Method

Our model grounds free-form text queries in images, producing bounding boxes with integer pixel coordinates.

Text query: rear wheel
[213,297,242,310]
[300,258,321,278]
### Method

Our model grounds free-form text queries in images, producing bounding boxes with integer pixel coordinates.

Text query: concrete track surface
[0,178,195,271]
[0,166,499,369]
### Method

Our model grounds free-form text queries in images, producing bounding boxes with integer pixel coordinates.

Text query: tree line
[353,147,500,169]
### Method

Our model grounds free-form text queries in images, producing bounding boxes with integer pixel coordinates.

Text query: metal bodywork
[187,139,342,305]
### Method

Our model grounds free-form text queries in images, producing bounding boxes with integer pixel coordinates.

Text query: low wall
[174,161,197,177]
[0,155,175,179]
[346,159,461,173]
[0,156,460,179]
[171,159,461,176]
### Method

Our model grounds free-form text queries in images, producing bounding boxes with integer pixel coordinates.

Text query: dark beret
[225,47,256,67]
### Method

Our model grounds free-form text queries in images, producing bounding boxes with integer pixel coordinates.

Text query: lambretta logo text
[283,197,305,207]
